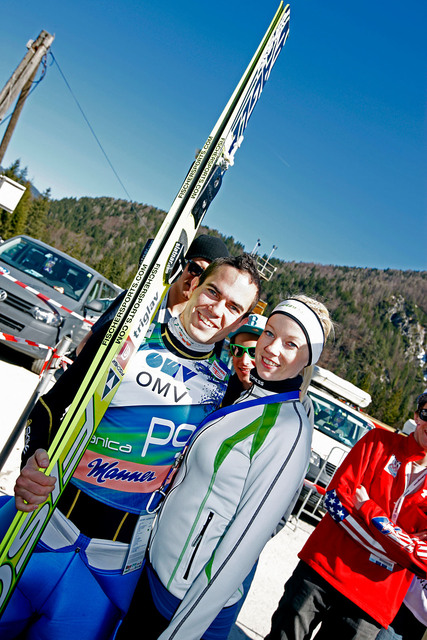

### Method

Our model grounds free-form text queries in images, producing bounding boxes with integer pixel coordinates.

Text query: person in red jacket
[265,393,427,640]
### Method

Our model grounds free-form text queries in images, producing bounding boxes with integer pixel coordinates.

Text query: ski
[0,2,290,614]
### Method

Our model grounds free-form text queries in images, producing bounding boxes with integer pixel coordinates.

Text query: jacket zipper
[183,511,214,580]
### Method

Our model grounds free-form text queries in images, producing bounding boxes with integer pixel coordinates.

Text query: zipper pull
[192,532,203,547]
[192,511,214,547]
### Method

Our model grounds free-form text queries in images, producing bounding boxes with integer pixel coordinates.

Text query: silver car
[0,235,122,372]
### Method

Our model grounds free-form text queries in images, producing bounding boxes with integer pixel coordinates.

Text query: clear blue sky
[0,1,425,271]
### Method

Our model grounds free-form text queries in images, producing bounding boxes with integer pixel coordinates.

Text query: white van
[0,235,122,372]
[297,366,375,518]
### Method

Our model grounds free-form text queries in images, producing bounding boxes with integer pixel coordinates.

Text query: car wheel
[31,358,46,375]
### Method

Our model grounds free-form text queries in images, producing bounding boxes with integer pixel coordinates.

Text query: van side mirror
[85,299,103,313]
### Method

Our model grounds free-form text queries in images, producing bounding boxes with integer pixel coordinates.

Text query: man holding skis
[2,254,260,640]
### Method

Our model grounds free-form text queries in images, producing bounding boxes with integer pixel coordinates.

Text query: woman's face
[255,314,310,382]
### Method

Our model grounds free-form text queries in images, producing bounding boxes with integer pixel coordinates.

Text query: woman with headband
[117,295,333,640]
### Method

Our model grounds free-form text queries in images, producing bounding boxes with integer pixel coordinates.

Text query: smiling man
[181,257,260,345]
[2,254,261,640]
[161,234,231,322]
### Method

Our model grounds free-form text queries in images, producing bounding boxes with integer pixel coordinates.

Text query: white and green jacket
[149,373,312,640]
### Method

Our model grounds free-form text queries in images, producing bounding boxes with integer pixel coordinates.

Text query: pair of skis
[0,2,290,615]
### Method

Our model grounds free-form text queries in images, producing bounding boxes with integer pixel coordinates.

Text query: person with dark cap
[76,234,230,355]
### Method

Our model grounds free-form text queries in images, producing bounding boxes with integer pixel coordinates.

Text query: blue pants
[0,496,142,640]
[116,561,241,640]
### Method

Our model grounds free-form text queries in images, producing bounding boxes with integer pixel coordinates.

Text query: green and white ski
[0,2,290,614]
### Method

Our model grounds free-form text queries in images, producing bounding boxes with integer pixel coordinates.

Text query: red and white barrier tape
[0,267,93,326]
[303,478,326,496]
[0,331,73,373]
[0,331,51,351]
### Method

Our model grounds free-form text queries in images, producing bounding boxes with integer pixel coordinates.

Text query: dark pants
[116,565,168,639]
[265,561,382,640]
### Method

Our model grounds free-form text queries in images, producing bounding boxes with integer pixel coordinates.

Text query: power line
[50,52,132,201]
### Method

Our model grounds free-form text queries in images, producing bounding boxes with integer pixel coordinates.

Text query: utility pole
[0,30,54,164]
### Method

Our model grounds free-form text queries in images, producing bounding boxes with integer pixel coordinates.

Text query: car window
[309,389,373,447]
[85,280,119,310]
[0,237,93,301]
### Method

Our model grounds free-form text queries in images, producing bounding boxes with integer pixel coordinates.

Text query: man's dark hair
[197,253,261,314]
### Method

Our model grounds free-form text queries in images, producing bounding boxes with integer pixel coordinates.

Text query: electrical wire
[50,52,132,201]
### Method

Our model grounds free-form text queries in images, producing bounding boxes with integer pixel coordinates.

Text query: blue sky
[0,1,425,271]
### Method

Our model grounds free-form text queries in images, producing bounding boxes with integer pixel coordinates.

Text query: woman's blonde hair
[300,365,314,398]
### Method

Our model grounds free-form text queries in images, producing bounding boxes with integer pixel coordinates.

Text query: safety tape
[0,331,51,351]
[0,331,74,374]
[303,478,326,496]
[0,267,94,326]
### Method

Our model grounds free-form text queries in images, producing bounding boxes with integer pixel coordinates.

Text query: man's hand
[351,484,370,510]
[14,449,56,512]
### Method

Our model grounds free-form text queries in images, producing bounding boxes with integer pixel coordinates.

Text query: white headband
[270,299,325,365]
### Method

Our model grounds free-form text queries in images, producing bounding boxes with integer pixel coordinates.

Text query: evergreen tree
[0,160,31,238]
[25,188,51,238]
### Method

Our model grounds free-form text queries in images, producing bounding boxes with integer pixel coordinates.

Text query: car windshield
[309,389,373,447]
[0,237,93,301]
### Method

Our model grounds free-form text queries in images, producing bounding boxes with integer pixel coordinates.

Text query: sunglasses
[229,343,256,359]
[419,409,427,421]
[187,261,205,278]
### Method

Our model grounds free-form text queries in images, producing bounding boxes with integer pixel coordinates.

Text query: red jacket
[299,429,427,627]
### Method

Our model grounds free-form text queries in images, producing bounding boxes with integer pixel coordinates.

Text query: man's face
[181,265,257,345]
[176,258,210,302]
[230,332,258,388]
[414,403,427,451]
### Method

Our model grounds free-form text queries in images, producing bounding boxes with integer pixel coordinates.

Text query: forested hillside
[1,163,425,428]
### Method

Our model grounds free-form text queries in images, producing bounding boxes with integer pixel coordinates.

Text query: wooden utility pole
[0,30,54,164]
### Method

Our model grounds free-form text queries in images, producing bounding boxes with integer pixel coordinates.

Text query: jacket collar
[404,432,427,462]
